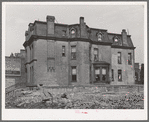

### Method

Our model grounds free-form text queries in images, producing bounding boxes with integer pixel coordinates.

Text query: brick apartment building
[23,15,135,87]
[5,50,26,88]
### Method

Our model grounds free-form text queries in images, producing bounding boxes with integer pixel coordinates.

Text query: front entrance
[95,67,107,83]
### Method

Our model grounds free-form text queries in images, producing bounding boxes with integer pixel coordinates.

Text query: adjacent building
[23,15,136,87]
[134,63,141,83]
[5,50,26,88]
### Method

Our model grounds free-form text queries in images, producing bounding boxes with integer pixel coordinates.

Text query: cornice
[111,45,136,49]
[23,35,135,48]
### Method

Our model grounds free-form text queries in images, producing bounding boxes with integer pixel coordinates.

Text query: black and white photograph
[2,1,147,120]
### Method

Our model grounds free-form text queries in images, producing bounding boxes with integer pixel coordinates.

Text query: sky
[4,2,145,64]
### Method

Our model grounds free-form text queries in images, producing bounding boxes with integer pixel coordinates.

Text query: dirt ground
[5,88,144,109]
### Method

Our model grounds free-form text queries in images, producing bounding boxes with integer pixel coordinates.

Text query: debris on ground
[5,88,144,109]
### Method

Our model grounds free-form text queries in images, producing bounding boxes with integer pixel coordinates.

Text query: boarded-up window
[48,40,55,58]
[47,59,55,72]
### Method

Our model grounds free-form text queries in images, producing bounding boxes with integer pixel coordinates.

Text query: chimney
[46,15,55,35]
[80,17,84,25]
[121,29,128,46]
[80,17,87,38]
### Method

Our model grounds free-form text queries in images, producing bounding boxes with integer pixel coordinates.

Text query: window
[97,33,102,41]
[72,66,77,82]
[47,59,55,72]
[94,48,98,61]
[71,46,76,60]
[115,38,118,42]
[118,70,122,81]
[111,69,114,81]
[62,30,66,36]
[102,68,106,81]
[128,53,132,65]
[71,29,76,38]
[62,46,65,57]
[95,68,100,82]
[118,52,121,64]
[71,29,75,34]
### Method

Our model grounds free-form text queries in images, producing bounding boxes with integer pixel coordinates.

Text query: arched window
[71,29,75,34]
[114,36,119,43]
[97,32,102,41]
[70,28,76,38]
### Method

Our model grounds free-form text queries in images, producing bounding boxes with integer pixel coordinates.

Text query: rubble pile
[5,88,144,109]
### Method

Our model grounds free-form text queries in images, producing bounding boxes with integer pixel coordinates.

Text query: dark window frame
[71,46,76,60]
[118,52,122,64]
[118,69,122,81]
[128,53,132,65]
[71,66,77,82]
[111,69,114,81]
[94,48,98,61]
[62,46,66,57]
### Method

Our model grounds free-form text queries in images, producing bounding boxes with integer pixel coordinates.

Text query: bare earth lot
[5,87,144,109]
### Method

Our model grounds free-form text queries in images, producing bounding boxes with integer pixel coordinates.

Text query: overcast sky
[4,2,145,64]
